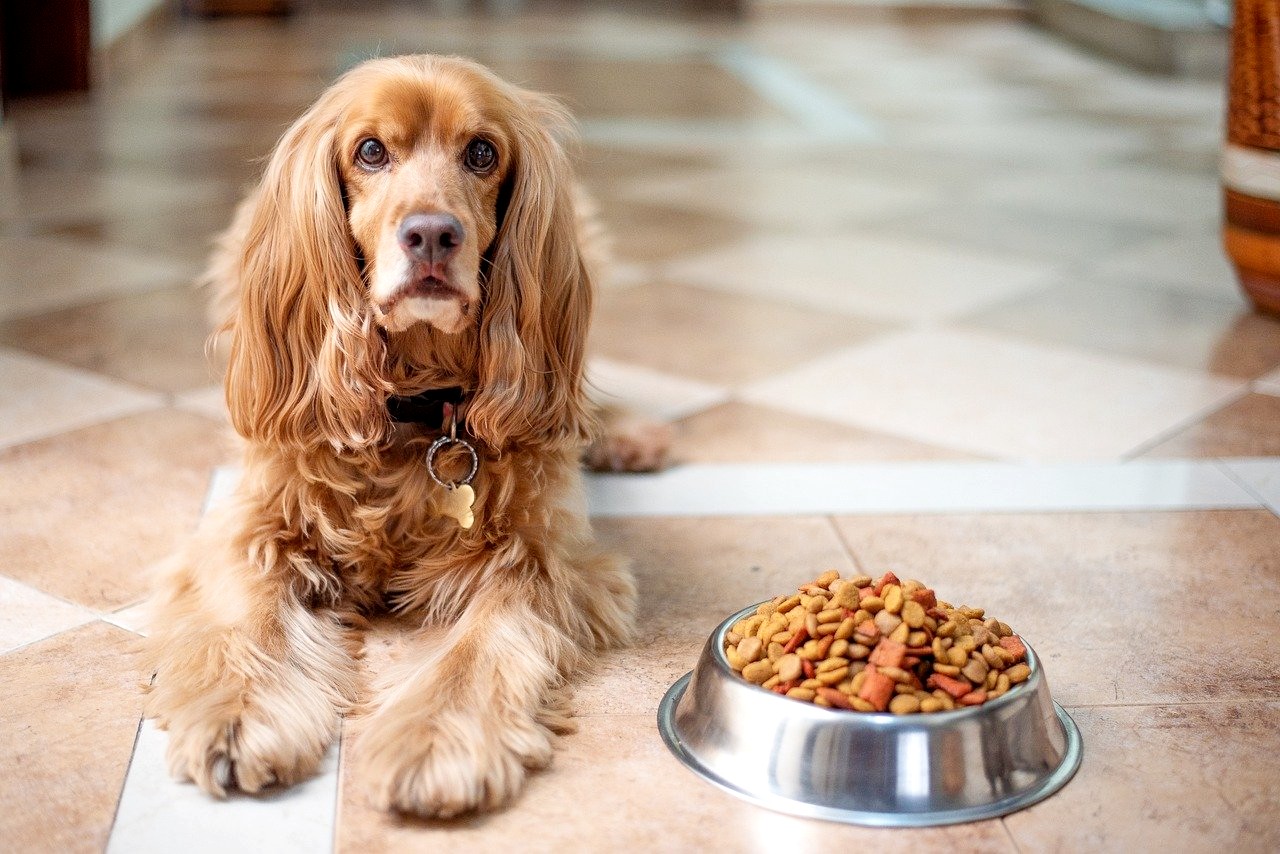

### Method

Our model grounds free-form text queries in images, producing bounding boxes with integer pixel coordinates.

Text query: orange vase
[1224,0,1280,315]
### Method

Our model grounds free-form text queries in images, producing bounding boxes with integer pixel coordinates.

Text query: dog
[143,54,663,818]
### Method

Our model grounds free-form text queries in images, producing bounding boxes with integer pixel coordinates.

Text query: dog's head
[226,55,593,454]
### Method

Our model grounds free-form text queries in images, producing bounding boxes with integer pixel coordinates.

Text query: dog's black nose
[398,213,464,265]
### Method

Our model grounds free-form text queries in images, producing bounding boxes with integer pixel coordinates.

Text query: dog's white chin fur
[377,295,470,334]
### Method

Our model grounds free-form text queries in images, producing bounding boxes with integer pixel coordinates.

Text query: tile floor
[1,2,1278,852]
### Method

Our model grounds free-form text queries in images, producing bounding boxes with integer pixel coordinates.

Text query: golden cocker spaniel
[143,54,654,818]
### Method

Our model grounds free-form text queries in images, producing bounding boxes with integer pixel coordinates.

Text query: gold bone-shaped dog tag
[441,484,475,530]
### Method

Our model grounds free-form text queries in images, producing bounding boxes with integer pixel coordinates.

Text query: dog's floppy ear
[224,91,391,454]
[465,91,596,451]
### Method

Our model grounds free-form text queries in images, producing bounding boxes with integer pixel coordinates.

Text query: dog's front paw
[163,707,330,797]
[363,705,554,818]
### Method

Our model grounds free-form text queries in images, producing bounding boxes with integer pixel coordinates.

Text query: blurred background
[0,0,1275,467]
[2,1,1279,850]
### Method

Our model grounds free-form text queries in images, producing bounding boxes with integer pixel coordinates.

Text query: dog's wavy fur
[143,55,638,818]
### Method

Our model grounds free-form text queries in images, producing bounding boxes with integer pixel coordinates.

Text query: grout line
[331,718,346,854]
[2,615,112,658]
[1063,697,1279,710]
[1000,817,1025,853]
[715,45,880,140]
[1213,457,1280,519]
[824,515,868,574]
[1119,382,1253,461]
[107,708,149,845]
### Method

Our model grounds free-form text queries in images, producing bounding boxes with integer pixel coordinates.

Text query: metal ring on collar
[426,435,479,488]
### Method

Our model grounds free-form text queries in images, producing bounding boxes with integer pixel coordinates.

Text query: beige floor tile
[663,234,1056,323]
[961,279,1280,379]
[594,516,855,652]
[0,409,227,610]
[1140,394,1280,458]
[335,713,1016,851]
[0,234,191,321]
[592,283,888,387]
[0,348,162,450]
[1004,702,1280,852]
[622,166,942,228]
[741,329,1246,461]
[0,622,145,853]
[0,286,221,394]
[673,401,984,464]
[831,511,1280,706]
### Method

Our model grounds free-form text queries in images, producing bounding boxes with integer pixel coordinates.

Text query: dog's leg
[360,544,634,818]
[143,502,357,796]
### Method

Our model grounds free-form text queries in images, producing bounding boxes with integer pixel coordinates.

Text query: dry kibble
[901,600,925,628]
[737,636,764,663]
[741,660,775,684]
[724,569,1032,714]
[777,653,803,683]
[889,694,921,715]
[815,569,841,588]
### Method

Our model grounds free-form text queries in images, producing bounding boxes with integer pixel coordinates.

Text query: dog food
[722,570,1030,714]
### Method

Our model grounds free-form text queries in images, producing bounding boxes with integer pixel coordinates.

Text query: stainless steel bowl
[658,603,1082,827]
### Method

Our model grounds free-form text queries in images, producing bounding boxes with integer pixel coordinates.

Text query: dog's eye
[356,137,389,169]
[464,138,497,174]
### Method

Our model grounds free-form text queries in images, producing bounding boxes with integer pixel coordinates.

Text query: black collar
[386,386,466,426]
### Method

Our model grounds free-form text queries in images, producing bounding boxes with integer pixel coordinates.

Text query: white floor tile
[103,600,151,637]
[1220,458,1280,516]
[1254,367,1280,397]
[108,720,341,854]
[587,357,729,421]
[0,576,97,654]
[739,329,1246,461]
[174,385,228,422]
[0,348,163,450]
[1089,230,1241,300]
[899,117,1151,164]
[586,459,1261,517]
[977,166,1219,229]
[663,235,1055,323]
[206,466,241,510]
